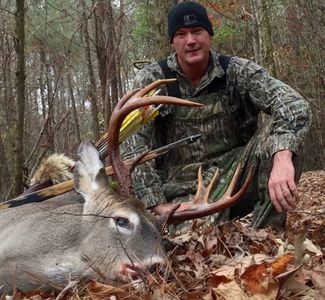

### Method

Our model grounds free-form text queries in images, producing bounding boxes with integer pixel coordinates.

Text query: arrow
[1,134,202,209]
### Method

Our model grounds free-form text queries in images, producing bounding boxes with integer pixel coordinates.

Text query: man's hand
[268,150,299,212]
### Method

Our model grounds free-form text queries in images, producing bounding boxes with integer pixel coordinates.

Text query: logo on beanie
[183,14,198,26]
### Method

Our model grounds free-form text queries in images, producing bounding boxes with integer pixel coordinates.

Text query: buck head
[74,140,166,283]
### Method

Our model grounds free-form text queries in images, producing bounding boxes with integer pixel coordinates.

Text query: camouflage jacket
[122,50,311,206]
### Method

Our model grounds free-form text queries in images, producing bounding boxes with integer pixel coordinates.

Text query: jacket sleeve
[228,57,311,156]
[121,66,167,206]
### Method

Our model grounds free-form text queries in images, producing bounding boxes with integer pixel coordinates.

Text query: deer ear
[74,140,109,201]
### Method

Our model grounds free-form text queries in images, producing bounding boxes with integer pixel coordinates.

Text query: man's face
[172,26,212,67]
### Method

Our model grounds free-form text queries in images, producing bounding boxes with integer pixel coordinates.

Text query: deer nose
[120,263,163,282]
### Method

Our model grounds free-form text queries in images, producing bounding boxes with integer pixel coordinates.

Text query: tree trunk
[1,32,15,184]
[154,0,176,59]
[67,73,82,144]
[249,0,262,64]
[105,0,119,122]
[39,47,54,151]
[13,0,26,196]
[93,0,107,111]
[261,0,277,77]
[82,0,100,141]
[0,131,10,201]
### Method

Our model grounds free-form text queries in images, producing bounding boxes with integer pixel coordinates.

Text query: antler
[148,163,255,224]
[107,79,203,197]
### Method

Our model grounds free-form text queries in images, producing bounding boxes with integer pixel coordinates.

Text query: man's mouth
[186,48,200,54]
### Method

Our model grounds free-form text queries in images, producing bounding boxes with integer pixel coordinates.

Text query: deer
[0,80,253,293]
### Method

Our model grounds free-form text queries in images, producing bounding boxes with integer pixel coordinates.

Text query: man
[123,1,310,230]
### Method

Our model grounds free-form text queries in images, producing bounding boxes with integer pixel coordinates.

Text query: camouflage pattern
[122,50,311,229]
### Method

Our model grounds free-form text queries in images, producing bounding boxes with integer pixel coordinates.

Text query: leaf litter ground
[4,171,324,300]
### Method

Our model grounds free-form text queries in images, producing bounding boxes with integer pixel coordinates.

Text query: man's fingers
[275,185,292,212]
[282,187,295,209]
[269,186,283,213]
[288,181,299,206]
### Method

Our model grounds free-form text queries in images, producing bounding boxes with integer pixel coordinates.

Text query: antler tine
[202,168,221,204]
[222,162,242,198]
[192,167,220,205]
[132,79,178,98]
[107,81,203,197]
[193,167,205,204]
[149,164,255,224]
[115,87,141,110]
[95,88,140,157]
[121,95,202,113]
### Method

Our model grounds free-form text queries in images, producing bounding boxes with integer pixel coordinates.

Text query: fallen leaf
[207,274,232,288]
[186,249,205,264]
[212,263,237,279]
[303,238,323,256]
[142,290,175,300]
[280,276,315,299]
[302,267,325,298]
[86,281,126,299]
[241,262,270,294]
[207,281,248,300]
[276,263,303,287]
[203,230,220,257]
[271,253,294,276]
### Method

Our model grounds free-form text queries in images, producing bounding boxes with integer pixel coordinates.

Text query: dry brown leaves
[3,171,324,300]
[287,170,325,250]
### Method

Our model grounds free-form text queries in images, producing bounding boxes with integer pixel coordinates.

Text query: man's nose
[185,33,196,44]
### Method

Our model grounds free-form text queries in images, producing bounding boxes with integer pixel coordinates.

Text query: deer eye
[114,217,130,229]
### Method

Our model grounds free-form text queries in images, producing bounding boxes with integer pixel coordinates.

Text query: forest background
[0,0,323,200]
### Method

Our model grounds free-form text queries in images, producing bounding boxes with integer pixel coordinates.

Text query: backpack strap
[158,59,181,98]
[207,54,232,93]
[218,54,232,71]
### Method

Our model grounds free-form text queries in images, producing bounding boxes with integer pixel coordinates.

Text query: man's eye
[193,28,203,34]
[114,217,130,228]
[175,32,185,37]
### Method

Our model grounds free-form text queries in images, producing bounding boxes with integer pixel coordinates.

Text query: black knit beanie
[168,1,214,42]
